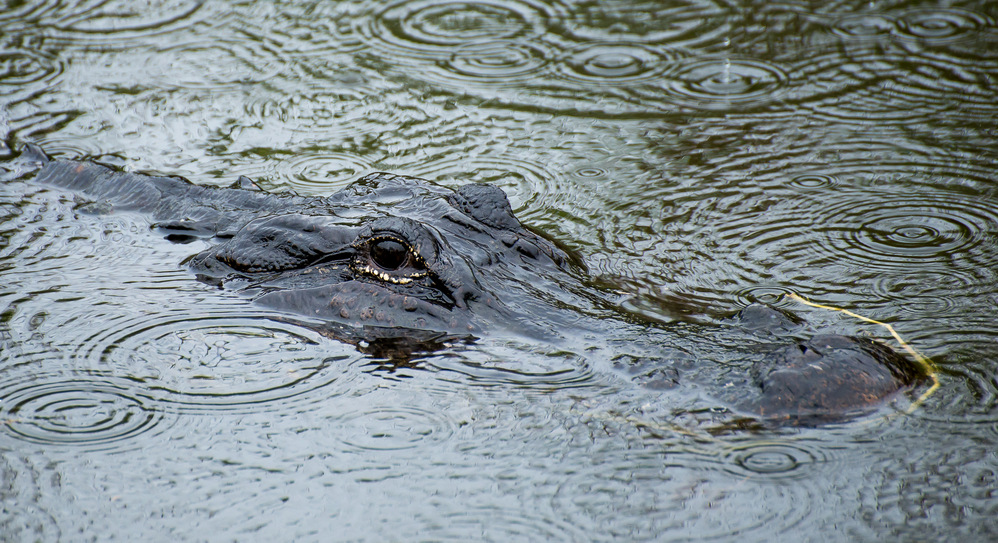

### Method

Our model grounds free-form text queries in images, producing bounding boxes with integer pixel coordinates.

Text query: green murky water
[1,0,997,540]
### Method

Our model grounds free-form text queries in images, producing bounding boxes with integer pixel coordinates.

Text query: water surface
[1,0,997,540]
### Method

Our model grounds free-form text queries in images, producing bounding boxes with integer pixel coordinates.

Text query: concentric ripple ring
[0,372,166,451]
[665,57,790,110]
[365,0,550,59]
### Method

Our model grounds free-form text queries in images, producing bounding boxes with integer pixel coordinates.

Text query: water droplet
[665,57,789,110]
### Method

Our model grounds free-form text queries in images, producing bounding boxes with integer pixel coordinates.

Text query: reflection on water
[2,0,998,540]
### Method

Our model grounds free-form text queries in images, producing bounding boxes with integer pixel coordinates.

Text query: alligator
[2,144,929,425]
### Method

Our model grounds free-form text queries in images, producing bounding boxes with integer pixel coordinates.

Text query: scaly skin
[9,145,927,424]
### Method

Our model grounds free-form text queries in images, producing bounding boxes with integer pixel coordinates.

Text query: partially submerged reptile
[2,145,928,425]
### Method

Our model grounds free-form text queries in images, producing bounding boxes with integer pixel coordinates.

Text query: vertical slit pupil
[371,238,408,270]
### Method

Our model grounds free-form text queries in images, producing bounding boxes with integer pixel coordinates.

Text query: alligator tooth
[355,264,414,284]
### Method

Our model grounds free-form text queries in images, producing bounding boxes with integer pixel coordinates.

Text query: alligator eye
[371,238,408,270]
[352,234,429,285]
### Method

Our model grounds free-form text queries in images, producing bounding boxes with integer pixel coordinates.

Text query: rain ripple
[418,506,589,542]
[0,44,63,104]
[550,442,827,540]
[895,8,992,43]
[36,0,207,46]
[354,0,783,116]
[549,0,732,49]
[831,14,896,39]
[788,173,838,190]
[732,286,797,309]
[805,7,998,123]
[363,0,551,59]
[409,150,590,229]
[664,57,790,111]
[811,51,995,123]
[801,191,998,274]
[829,6,993,45]
[275,151,377,194]
[868,271,971,316]
[238,87,405,149]
[227,148,376,195]
[438,39,553,86]
[718,439,830,481]
[0,368,171,452]
[137,36,289,91]
[554,43,676,85]
[653,146,998,311]
[326,404,456,452]
[74,312,366,414]
[711,184,998,294]
[903,338,998,428]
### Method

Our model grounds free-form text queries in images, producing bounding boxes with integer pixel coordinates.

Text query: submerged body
[5,145,927,424]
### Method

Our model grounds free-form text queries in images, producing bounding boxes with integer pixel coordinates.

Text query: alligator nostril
[370,238,408,270]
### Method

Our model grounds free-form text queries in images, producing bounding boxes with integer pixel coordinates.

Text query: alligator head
[185,172,578,341]
[18,149,583,351]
